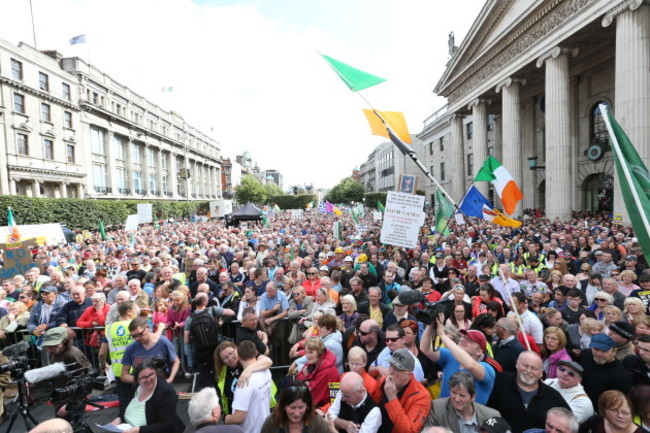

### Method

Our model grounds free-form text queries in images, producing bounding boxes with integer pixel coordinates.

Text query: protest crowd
[1,205,649,433]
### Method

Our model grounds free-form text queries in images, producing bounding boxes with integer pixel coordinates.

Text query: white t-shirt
[231,369,272,433]
[520,310,544,344]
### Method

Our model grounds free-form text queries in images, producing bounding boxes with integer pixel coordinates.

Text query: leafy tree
[264,183,283,204]
[235,175,267,204]
[325,177,365,204]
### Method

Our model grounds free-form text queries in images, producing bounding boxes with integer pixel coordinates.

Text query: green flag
[98,219,106,241]
[435,189,454,236]
[350,209,360,225]
[377,201,386,213]
[321,54,386,92]
[600,104,650,264]
[262,211,270,228]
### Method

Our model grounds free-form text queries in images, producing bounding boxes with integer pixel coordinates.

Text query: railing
[94,186,112,194]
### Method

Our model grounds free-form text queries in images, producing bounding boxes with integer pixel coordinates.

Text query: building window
[467,153,474,176]
[13,93,25,113]
[117,168,127,192]
[131,143,141,164]
[147,147,155,166]
[149,173,157,194]
[66,144,75,163]
[440,162,445,181]
[64,111,73,128]
[487,114,495,131]
[430,165,434,178]
[488,146,494,156]
[133,171,143,193]
[162,175,168,194]
[429,142,434,155]
[62,83,71,100]
[11,59,23,80]
[439,137,444,152]
[93,164,107,190]
[591,102,610,147]
[41,103,51,123]
[466,122,473,140]
[39,72,49,91]
[91,127,105,155]
[92,92,99,104]
[112,135,125,160]
[161,153,167,169]
[43,139,54,160]
[16,134,28,155]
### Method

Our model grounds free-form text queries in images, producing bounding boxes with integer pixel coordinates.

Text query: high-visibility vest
[106,319,133,377]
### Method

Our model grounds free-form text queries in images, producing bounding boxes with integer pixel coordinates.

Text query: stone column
[106,132,117,195]
[33,180,40,197]
[61,182,67,199]
[468,99,489,198]
[9,179,16,196]
[536,46,578,221]
[522,97,536,210]
[156,148,164,196]
[449,114,465,202]
[78,184,84,199]
[603,2,650,222]
[496,78,525,217]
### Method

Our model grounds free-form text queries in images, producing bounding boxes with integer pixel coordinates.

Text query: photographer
[420,311,496,405]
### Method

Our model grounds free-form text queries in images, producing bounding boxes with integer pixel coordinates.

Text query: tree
[264,183,283,204]
[235,175,267,204]
[325,177,365,204]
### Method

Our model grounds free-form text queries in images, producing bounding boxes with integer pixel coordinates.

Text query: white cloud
[1,0,483,189]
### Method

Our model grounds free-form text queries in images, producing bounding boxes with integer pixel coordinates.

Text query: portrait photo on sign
[397,174,417,194]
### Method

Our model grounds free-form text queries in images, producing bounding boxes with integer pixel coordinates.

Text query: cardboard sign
[125,215,139,232]
[0,238,37,279]
[380,191,426,249]
[137,203,153,224]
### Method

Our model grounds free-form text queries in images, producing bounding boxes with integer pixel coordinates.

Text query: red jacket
[76,303,110,328]
[296,349,339,407]
[371,375,430,433]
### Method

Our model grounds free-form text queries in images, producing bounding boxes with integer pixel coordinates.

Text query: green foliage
[325,177,365,204]
[263,183,284,204]
[364,192,387,208]
[0,196,208,230]
[235,175,267,204]
[416,189,426,196]
[271,195,316,210]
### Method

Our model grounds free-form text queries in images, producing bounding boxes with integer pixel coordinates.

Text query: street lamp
[527,156,545,171]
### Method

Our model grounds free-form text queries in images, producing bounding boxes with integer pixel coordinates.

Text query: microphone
[24,363,67,384]
[2,341,30,358]
[397,290,424,306]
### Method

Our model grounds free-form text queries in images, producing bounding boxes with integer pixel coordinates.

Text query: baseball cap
[391,297,404,306]
[460,329,487,352]
[557,360,584,376]
[589,333,616,350]
[42,327,68,347]
[388,349,415,371]
[480,417,512,433]
[609,321,635,340]
[40,286,58,294]
[625,255,638,261]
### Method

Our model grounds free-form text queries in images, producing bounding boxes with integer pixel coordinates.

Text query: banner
[380,192,425,249]
[209,199,233,218]
[0,223,65,246]
[137,203,153,224]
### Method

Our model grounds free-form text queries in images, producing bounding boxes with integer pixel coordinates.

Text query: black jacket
[141,378,185,433]
[487,372,570,433]
[493,337,525,373]
[622,354,650,386]
[357,301,390,318]
[578,349,633,409]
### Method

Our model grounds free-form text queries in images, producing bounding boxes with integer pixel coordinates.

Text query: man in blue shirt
[420,318,496,404]
[259,282,288,336]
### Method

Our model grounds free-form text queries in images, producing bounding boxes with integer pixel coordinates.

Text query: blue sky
[2,0,484,189]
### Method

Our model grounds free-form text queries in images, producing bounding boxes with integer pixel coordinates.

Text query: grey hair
[91,292,106,303]
[448,371,476,396]
[497,317,516,335]
[188,387,220,426]
[548,407,579,433]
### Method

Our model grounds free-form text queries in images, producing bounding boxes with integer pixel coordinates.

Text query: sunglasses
[130,328,147,339]
[594,298,607,302]
[288,385,309,394]
[558,365,578,378]
[386,337,401,343]
[357,329,371,336]
[308,272,317,275]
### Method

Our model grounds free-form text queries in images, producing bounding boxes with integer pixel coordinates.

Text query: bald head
[29,418,73,433]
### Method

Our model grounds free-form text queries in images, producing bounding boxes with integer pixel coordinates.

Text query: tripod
[4,379,39,432]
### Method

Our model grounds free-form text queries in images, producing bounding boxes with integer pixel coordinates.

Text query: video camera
[416,300,447,326]
[50,364,104,406]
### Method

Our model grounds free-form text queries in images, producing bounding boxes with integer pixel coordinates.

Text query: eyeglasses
[594,298,607,302]
[138,372,157,382]
[557,365,578,378]
[130,328,147,339]
[385,337,401,343]
[357,329,371,336]
[221,350,237,361]
[288,384,309,394]
[308,272,317,275]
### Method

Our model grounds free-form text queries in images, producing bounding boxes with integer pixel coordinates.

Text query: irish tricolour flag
[474,156,522,215]
[7,207,20,241]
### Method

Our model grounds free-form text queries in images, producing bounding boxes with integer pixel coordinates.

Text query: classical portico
[433,0,650,222]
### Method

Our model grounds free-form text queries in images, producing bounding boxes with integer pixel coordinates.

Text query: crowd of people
[2,206,649,433]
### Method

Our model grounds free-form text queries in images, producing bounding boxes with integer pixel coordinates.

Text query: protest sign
[380,191,425,249]
[125,215,139,232]
[291,209,304,219]
[0,238,37,279]
[137,203,153,224]
[0,223,66,245]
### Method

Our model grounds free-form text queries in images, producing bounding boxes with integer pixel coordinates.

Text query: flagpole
[600,104,650,238]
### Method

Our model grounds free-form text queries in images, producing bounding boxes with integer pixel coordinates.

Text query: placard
[125,215,139,232]
[137,203,153,224]
[291,209,304,219]
[0,238,37,279]
[380,191,425,249]
[0,223,66,246]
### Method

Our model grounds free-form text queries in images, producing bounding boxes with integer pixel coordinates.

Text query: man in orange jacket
[371,349,431,433]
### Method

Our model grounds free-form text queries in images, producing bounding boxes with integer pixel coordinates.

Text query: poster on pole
[125,215,139,232]
[380,191,425,249]
[137,204,153,224]
[291,209,304,219]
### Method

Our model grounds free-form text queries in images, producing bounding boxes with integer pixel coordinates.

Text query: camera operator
[41,326,92,420]
[420,312,496,405]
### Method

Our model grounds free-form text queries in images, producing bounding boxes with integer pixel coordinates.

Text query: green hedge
[0,196,210,231]
[364,192,387,208]
[271,194,316,210]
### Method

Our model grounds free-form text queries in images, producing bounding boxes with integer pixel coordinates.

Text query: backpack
[190,309,220,352]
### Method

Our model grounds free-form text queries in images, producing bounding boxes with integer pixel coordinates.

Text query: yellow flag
[362,109,412,144]
[333,207,343,216]
[493,209,522,228]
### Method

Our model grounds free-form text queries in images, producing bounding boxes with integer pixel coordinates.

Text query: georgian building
[432,0,648,221]
[0,38,221,201]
